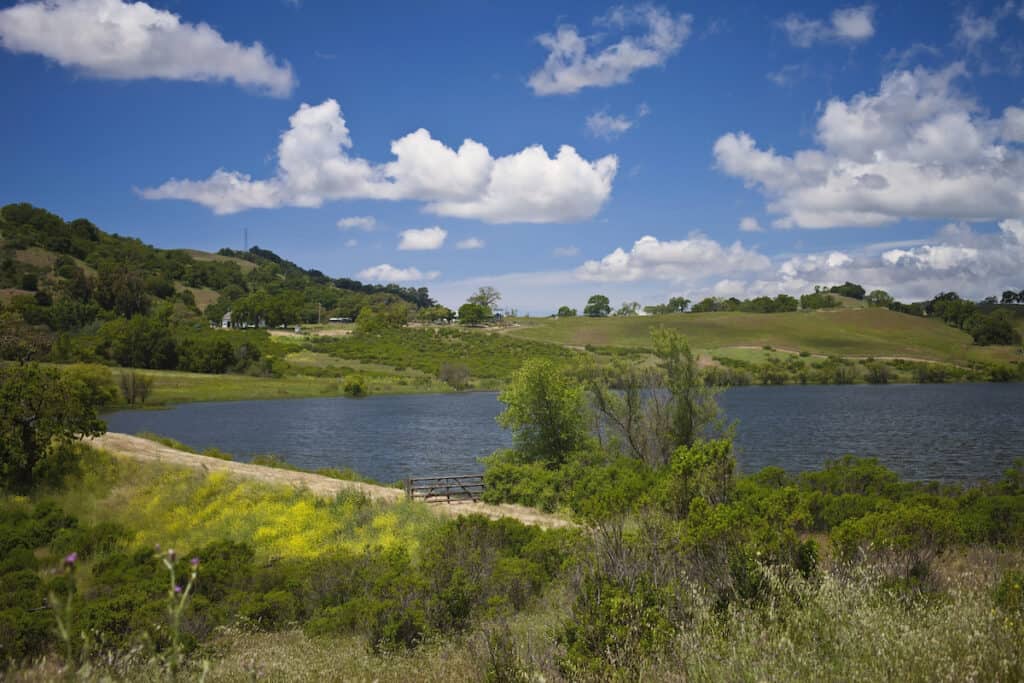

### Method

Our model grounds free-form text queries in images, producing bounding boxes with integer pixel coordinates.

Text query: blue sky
[2,0,1023,313]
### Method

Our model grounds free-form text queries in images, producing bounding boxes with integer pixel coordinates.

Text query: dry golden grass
[181,249,257,273]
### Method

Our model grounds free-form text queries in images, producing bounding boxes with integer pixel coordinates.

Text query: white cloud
[398,226,447,251]
[1003,106,1024,141]
[955,6,1009,50]
[357,264,439,283]
[344,238,358,248]
[576,234,771,282]
[739,217,764,232]
[0,0,295,96]
[766,64,808,87]
[528,5,692,95]
[714,63,1024,228]
[456,237,484,250]
[586,111,634,139]
[432,221,1024,314]
[780,5,875,47]
[769,220,1024,301]
[554,245,580,256]
[142,99,618,223]
[337,216,376,231]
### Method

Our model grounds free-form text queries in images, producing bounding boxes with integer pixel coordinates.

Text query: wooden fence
[405,474,484,503]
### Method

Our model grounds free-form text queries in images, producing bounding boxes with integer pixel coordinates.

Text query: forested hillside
[0,203,439,375]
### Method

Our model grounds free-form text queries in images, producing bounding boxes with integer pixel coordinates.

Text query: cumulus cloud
[739,217,764,232]
[576,233,771,282]
[357,264,439,283]
[456,237,484,250]
[337,216,376,231]
[528,5,692,95]
[430,221,1023,313]
[713,63,1024,229]
[767,220,1024,301]
[780,5,875,47]
[0,0,295,96]
[142,99,618,223]
[398,226,447,251]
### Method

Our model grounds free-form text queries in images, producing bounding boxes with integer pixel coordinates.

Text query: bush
[342,375,368,397]
[655,439,736,518]
[438,362,471,390]
[864,362,891,384]
[831,504,960,586]
[481,451,563,511]
[558,575,674,679]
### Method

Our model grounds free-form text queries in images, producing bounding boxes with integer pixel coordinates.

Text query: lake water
[105,383,1024,484]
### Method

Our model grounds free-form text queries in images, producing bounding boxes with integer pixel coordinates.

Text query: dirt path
[88,433,572,529]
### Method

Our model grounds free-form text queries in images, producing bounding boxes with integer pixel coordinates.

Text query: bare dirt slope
[88,433,572,529]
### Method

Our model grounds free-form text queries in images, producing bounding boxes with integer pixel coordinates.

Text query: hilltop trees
[829,282,866,299]
[467,286,501,310]
[865,290,894,307]
[584,295,611,317]
[644,296,690,315]
[557,306,577,317]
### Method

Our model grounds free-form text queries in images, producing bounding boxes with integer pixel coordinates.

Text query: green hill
[507,308,1022,365]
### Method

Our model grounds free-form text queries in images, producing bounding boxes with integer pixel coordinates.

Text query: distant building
[221,311,232,328]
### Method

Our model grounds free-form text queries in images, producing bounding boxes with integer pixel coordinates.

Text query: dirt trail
[88,433,572,529]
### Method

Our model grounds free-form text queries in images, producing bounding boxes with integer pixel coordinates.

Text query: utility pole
[318,301,321,324]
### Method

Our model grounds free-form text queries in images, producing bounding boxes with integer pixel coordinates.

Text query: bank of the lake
[106,382,1024,485]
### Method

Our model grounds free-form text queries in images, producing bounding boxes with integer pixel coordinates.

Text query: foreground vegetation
[2,336,1022,681]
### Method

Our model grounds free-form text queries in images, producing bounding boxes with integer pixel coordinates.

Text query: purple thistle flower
[190,557,200,568]
[64,552,78,567]
[174,584,183,594]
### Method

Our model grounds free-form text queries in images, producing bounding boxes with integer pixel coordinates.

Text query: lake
[105,383,1024,485]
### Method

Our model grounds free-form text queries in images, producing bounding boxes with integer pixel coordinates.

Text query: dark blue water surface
[105,383,1024,484]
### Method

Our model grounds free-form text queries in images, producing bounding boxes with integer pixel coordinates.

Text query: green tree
[458,302,491,325]
[583,295,610,317]
[966,311,1022,345]
[556,306,577,317]
[667,296,690,312]
[866,289,894,307]
[467,286,502,309]
[652,328,723,451]
[615,301,640,316]
[829,281,866,300]
[99,314,177,369]
[0,364,108,490]
[497,358,590,466]
[417,305,454,322]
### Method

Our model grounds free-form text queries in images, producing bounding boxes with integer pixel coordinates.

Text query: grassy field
[507,308,1023,365]
[107,365,450,407]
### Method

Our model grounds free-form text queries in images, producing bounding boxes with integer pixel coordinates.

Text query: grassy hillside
[507,308,1022,364]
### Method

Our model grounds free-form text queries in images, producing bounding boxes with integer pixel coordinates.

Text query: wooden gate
[405,474,484,503]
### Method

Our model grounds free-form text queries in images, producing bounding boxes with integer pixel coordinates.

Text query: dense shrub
[558,574,675,679]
